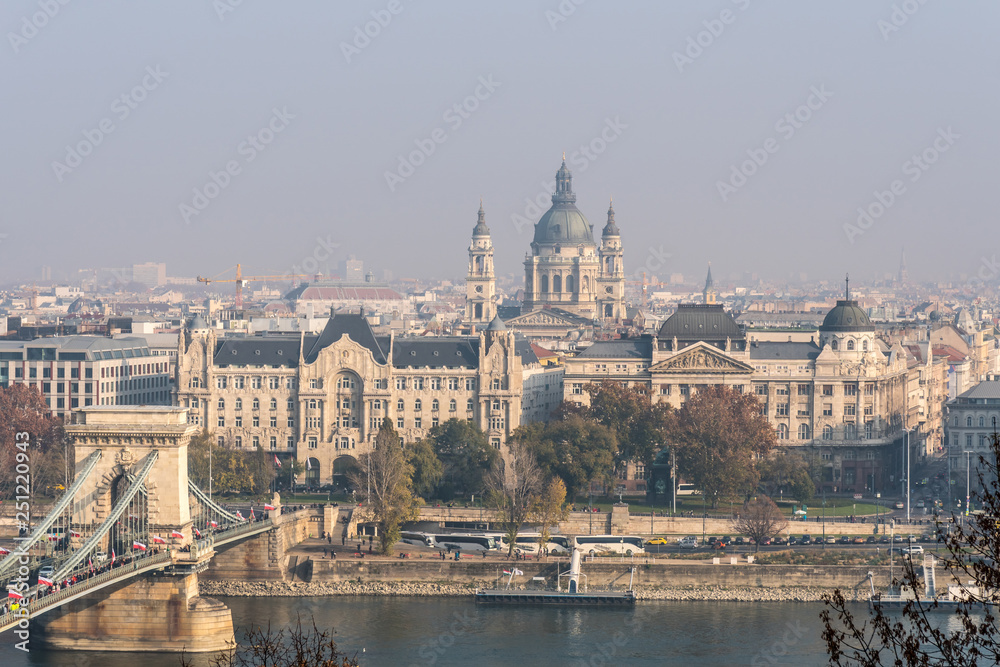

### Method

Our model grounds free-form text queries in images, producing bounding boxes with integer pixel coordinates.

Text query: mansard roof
[575,337,653,359]
[305,312,387,364]
[214,336,300,367]
[392,338,479,369]
[656,304,744,342]
[748,341,821,361]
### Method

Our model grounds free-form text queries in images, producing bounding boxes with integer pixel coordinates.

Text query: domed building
[563,278,911,496]
[520,159,625,320]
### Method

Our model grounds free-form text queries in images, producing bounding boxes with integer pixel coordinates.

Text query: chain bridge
[0,407,289,653]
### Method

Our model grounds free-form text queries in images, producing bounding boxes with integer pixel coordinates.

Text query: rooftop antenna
[845,273,850,300]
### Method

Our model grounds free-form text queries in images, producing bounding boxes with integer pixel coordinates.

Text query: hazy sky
[2,1,997,287]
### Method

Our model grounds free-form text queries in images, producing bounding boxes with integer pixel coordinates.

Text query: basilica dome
[532,160,595,246]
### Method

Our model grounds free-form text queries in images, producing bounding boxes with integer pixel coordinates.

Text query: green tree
[758,451,815,504]
[531,477,569,556]
[406,438,443,500]
[582,381,674,469]
[428,419,498,500]
[672,385,776,508]
[350,419,417,555]
[513,416,618,500]
[486,439,542,557]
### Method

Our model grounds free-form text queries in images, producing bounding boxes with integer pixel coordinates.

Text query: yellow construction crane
[197,264,315,309]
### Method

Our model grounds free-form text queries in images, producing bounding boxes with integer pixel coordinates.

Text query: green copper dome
[532,160,595,246]
[821,299,873,332]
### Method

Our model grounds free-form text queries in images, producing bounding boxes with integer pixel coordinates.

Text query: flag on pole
[38,575,54,588]
[111,548,116,563]
[132,541,147,551]
[274,454,282,468]
[513,568,524,576]
[306,458,312,471]
[236,511,245,521]
[171,530,185,539]
[210,520,218,528]
[152,535,166,544]
[0,547,9,555]
[503,569,512,575]
[194,528,202,538]
[264,504,276,511]
[250,507,256,521]
[88,557,93,568]
[70,530,82,538]
[8,589,23,600]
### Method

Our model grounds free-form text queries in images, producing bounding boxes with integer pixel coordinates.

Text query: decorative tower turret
[596,198,626,320]
[703,263,717,305]
[466,200,496,324]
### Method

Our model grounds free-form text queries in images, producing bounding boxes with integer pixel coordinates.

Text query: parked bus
[399,531,433,547]
[500,533,572,555]
[427,533,498,552]
[572,535,645,556]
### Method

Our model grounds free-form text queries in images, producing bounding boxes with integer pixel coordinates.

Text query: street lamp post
[903,428,911,525]
[822,486,826,549]
[964,450,974,526]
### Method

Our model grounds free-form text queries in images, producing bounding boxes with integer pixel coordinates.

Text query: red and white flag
[132,541,147,551]
[152,535,166,544]
[38,575,54,588]
[263,504,276,511]
[306,458,312,471]
[171,530,185,539]
[274,454,282,468]
[88,557,93,568]
[8,589,23,600]
[210,520,218,528]
[47,534,60,541]
[0,547,10,555]
[236,511,245,521]
[70,530,82,538]
[194,528,202,538]
[250,507,256,521]
[111,549,116,563]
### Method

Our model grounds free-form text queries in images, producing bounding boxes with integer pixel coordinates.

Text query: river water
[0,597,839,666]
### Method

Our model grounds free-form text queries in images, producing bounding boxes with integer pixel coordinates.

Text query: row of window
[774,422,880,441]
[956,415,995,428]
[830,338,870,352]
[754,383,875,397]
[396,377,479,391]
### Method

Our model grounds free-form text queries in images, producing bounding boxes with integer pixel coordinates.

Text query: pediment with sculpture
[649,344,754,375]
[504,309,587,328]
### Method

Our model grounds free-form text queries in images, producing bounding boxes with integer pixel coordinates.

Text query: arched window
[777,424,788,440]
[831,339,839,350]
[270,398,277,410]
[467,398,474,411]
[798,424,810,440]
[414,399,422,412]
[431,399,439,411]
[845,423,857,440]
[980,416,986,427]
[252,398,259,410]
[309,399,317,409]
[862,339,869,351]
[968,416,974,427]
[847,340,855,351]
[235,398,242,411]
[449,399,457,412]
[553,274,562,293]
[822,425,834,440]
[540,274,549,293]
[397,399,405,411]
[565,275,575,293]
[218,398,225,411]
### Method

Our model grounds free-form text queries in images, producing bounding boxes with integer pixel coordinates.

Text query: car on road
[878,535,890,544]
[800,535,813,545]
[707,536,719,547]
[678,537,698,549]
[772,536,787,545]
[647,537,669,545]
[825,536,837,544]
[916,500,925,508]
[94,552,108,563]
[839,536,851,544]
[38,565,55,580]
[902,546,924,555]
[787,536,798,546]
[853,536,866,544]
[866,536,877,544]
[758,536,771,546]
[734,537,746,546]
[894,502,905,509]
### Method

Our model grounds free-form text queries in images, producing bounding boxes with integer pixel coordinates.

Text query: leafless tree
[531,477,569,557]
[732,495,788,553]
[821,429,1000,666]
[487,439,542,557]
[181,615,360,667]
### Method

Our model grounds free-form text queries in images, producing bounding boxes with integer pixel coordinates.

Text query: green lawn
[565,495,889,518]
